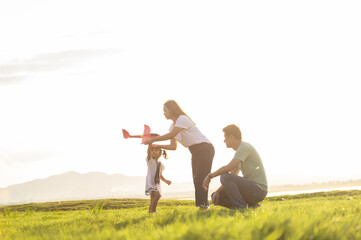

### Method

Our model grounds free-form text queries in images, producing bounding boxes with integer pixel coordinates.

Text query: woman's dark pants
[189,142,214,207]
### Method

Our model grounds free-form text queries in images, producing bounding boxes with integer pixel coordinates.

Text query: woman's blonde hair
[164,100,195,124]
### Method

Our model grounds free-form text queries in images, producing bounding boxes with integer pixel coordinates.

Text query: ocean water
[267,185,361,197]
[178,186,361,200]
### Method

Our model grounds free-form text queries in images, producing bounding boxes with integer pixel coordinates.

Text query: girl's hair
[164,100,195,124]
[147,145,168,161]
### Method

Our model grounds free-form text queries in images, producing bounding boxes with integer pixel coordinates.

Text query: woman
[144,100,214,209]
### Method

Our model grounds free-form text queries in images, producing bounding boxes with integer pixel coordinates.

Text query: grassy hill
[1,190,360,239]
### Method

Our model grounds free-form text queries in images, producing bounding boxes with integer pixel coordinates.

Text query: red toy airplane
[122,125,160,144]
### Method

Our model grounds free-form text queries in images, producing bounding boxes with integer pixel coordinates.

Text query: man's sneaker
[248,203,261,209]
[148,211,159,214]
[197,205,210,210]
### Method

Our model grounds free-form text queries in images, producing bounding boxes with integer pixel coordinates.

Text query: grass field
[1,190,360,239]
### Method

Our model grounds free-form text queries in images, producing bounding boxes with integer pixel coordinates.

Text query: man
[202,124,267,209]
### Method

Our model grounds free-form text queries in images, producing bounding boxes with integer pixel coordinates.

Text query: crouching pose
[202,124,267,209]
[145,145,171,213]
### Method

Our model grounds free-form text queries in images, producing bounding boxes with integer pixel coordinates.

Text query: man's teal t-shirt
[234,142,268,192]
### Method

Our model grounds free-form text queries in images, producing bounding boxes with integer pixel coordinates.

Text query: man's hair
[223,124,242,140]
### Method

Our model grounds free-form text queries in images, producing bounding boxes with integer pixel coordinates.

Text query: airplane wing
[141,125,151,144]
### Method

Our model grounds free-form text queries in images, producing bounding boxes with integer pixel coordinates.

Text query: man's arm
[209,158,240,179]
[213,167,240,194]
[211,164,240,204]
[230,168,240,175]
[202,158,241,191]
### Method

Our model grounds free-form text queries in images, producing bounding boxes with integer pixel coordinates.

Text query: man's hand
[211,191,220,205]
[165,180,172,185]
[202,174,211,191]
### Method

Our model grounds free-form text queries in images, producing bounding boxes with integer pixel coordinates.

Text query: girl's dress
[145,158,165,195]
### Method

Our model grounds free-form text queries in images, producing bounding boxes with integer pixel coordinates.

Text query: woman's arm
[154,139,177,151]
[144,127,183,145]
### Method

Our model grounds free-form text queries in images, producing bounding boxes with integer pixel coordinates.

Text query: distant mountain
[0,171,198,205]
[3,171,358,206]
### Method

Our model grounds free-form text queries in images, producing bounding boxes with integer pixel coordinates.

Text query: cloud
[60,31,110,39]
[0,48,118,84]
[0,75,26,85]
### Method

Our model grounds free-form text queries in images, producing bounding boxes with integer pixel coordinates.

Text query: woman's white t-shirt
[145,158,165,195]
[169,115,211,148]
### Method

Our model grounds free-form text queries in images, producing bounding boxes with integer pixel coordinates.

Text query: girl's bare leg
[149,191,161,213]
[148,197,153,213]
[149,192,156,213]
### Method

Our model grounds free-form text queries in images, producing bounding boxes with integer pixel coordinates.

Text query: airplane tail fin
[122,129,130,139]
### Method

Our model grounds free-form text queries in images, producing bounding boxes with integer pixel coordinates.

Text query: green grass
[1,190,360,239]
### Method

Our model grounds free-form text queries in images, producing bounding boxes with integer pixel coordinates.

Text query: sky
[1,0,360,189]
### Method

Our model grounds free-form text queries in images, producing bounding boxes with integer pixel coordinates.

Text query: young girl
[145,145,171,213]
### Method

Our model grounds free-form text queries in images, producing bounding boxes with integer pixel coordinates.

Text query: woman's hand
[165,180,172,185]
[144,139,154,145]
[202,174,211,191]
